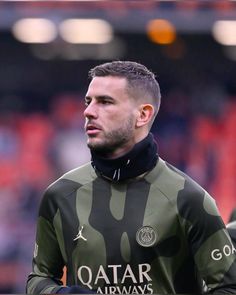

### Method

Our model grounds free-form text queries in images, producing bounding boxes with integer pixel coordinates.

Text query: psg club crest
[136,226,158,247]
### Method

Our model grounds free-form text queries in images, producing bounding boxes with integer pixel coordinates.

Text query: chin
[88,142,114,156]
[88,140,104,150]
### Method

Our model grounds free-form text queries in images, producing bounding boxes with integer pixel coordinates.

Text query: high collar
[91,133,158,182]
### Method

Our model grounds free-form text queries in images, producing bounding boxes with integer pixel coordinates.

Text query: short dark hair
[88,61,161,118]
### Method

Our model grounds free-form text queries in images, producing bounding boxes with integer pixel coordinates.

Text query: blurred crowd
[0,84,236,292]
[0,93,90,293]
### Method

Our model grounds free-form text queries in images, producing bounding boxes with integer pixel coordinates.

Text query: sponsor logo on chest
[77,263,153,294]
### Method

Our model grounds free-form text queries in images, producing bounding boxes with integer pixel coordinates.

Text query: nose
[84,101,98,119]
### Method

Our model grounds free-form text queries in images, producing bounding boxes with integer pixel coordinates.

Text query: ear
[136,104,155,127]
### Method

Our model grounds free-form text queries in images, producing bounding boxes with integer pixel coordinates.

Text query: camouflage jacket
[26,158,236,294]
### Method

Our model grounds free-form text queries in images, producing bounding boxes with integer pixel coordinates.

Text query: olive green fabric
[26,159,236,294]
[227,221,236,247]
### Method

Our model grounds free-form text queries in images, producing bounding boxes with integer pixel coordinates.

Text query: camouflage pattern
[227,221,236,246]
[26,158,236,294]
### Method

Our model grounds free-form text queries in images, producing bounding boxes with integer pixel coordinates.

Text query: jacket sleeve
[26,186,65,294]
[178,184,236,294]
[227,221,236,246]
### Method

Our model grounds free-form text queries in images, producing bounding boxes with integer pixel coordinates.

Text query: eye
[84,99,91,106]
[101,100,112,105]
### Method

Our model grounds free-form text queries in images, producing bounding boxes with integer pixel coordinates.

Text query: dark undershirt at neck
[91,133,158,182]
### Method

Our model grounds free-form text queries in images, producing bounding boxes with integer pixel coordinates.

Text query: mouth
[85,124,102,135]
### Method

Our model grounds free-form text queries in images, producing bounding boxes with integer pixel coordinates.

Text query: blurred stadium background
[0,0,236,292]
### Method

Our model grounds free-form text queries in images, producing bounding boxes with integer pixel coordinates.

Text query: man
[26,61,236,294]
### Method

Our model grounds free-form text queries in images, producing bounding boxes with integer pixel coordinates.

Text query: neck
[91,133,158,182]
[97,133,149,159]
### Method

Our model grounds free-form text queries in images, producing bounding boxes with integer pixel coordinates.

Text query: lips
[85,123,102,135]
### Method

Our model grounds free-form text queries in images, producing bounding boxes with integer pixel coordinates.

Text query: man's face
[84,76,139,157]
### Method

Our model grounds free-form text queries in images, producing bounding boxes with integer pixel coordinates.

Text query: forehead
[86,76,128,97]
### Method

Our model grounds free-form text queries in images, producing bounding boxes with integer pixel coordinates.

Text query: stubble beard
[87,117,134,156]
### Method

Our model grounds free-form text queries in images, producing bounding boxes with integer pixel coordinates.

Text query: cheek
[105,111,124,123]
[102,106,136,126]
